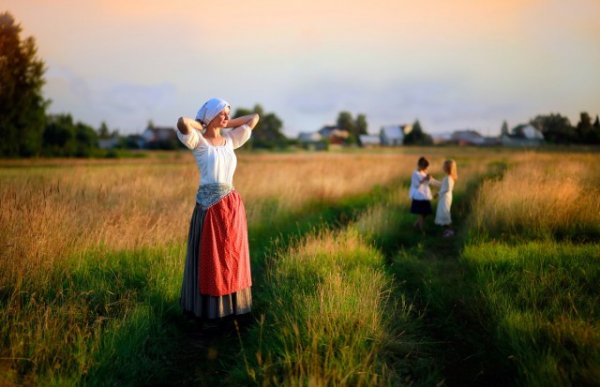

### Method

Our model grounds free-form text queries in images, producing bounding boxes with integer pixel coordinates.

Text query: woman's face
[210,107,230,128]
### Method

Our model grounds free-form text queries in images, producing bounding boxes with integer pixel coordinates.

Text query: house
[142,126,179,149]
[98,137,120,150]
[380,125,410,146]
[432,132,453,145]
[451,130,485,146]
[298,131,322,143]
[359,135,381,147]
[318,126,350,145]
[501,124,544,147]
[522,124,544,141]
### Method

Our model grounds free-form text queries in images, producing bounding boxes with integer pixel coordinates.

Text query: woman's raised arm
[177,117,204,134]
[226,113,260,130]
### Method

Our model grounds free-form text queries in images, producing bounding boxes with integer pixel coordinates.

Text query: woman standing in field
[409,156,439,232]
[176,98,259,324]
[435,160,458,237]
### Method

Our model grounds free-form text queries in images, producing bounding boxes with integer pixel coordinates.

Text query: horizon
[4,0,600,137]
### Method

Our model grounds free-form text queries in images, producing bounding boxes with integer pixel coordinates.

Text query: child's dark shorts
[410,199,433,215]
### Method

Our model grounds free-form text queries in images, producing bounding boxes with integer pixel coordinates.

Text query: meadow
[0,148,598,386]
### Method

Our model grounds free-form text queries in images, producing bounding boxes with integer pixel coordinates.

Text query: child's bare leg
[414,215,425,231]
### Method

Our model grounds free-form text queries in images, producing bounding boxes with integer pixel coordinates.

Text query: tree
[355,114,368,136]
[233,104,286,149]
[98,121,111,139]
[403,120,433,145]
[336,111,355,134]
[336,111,368,145]
[0,12,47,156]
[530,114,573,144]
[575,112,600,144]
[43,113,98,156]
[501,120,509,137]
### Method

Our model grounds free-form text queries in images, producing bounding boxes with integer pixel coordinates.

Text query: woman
[176,97,259,323]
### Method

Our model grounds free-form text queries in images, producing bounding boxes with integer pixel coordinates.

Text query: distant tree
[43,113,98,156]
[530,113,574,144]
[501,120,509,137]
[0,12,47,156]
[336,111,368,145]
[233,104,286,149]
[336,111,355,134]
[403,120,433,145]
[354,114,368,145]
[147,119,155,129]
[355,114,368,135]
[575,112,600,144]
[43,114,77,156]
[594,115,600,129]
[74,122,99,156]
[98,121,111,139]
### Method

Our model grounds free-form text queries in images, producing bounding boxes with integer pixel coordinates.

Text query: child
[435,159,458,237]
[409,156,439,232]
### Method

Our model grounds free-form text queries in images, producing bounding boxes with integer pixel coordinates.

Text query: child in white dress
[435,160,458,237]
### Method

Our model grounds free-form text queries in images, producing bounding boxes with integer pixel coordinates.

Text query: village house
[142,126,179,149]
[359,134,381,147]
[450,130,485,146]
[380,124,411,146]
[501,124,544,147]
[298,125,350,148]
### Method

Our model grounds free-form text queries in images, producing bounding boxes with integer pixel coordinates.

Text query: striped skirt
[180,189,252,319]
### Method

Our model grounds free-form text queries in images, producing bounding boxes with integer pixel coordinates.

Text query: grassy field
[0,148,598,385]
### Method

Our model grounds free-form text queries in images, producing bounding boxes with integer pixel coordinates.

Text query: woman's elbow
[250,113,260,129]
[176,117,188,134]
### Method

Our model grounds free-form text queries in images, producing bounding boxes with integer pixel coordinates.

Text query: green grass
[0,245,184,385]
[2,152,599,386]
[463,242,600,386]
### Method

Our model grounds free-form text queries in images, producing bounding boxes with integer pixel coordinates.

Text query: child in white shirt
[409,157,439,232]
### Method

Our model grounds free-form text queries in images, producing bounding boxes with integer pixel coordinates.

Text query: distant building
[501,124,544,147]
[298,131,322,143]
[142,126,179,149]
[98,137,120,150]
[432,132,453,145]
[451,130,485,146]
[317,126,350,144]
[380,125,410,146]
[359,135,381,147]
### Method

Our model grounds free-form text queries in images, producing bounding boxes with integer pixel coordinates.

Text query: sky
[4,0,600,136]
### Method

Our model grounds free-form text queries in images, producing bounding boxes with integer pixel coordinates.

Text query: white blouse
[177,125,252,186]
[409,169,440,201]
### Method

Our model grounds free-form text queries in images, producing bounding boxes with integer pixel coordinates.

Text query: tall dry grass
[0,152,424,383]
[469,153,600,240]
[0,153,421,283]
